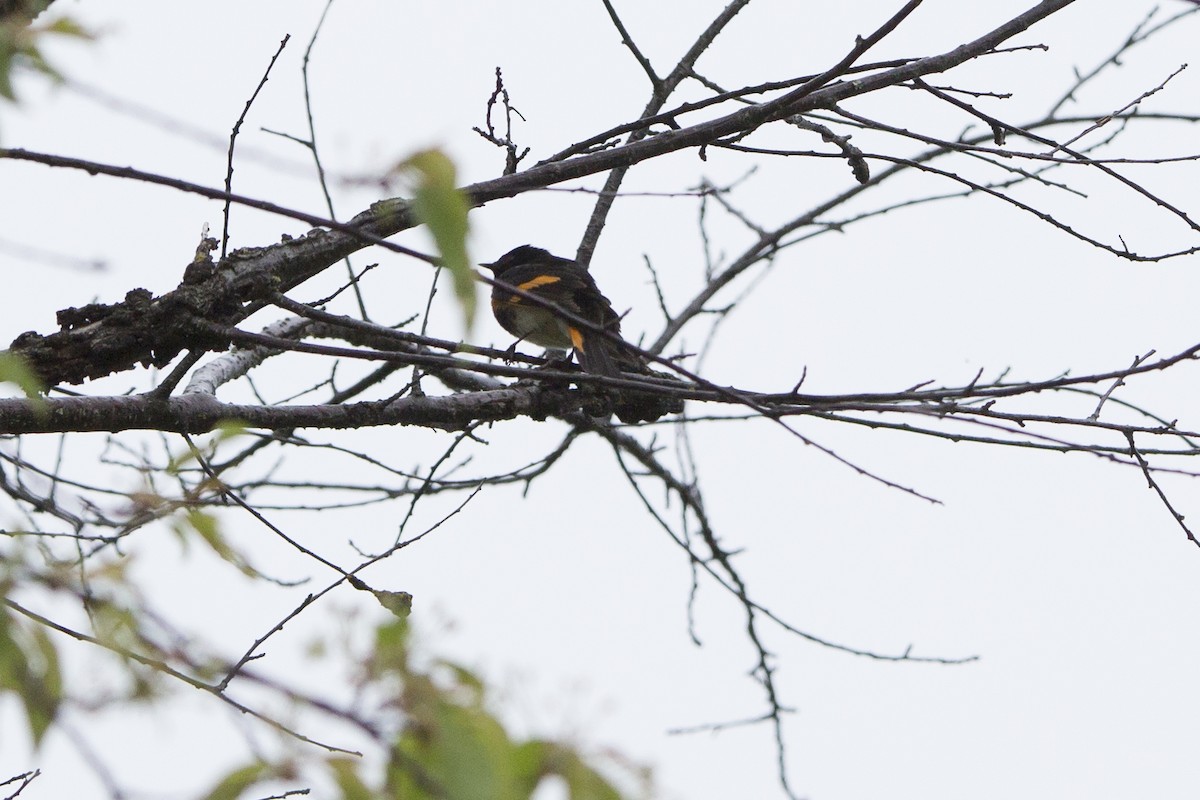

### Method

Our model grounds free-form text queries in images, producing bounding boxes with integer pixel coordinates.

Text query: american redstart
[480,245,632,377]
[480,245,684,423]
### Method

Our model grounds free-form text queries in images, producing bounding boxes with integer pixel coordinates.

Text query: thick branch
[2,0,1078,386]
[0,385,594,435]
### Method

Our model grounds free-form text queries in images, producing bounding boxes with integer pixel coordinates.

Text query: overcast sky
[3,2,1200,799]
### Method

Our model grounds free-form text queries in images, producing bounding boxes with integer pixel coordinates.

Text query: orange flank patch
[568,326,585,351]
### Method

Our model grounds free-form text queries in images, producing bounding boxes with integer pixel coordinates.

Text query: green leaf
[370,621,635,800]
[510,740,551,796]
[371,617,411,677]
[329,756,375,800]
[199,762,269,800]
[42,17,92,39]
[89,598,143,654]
[400,149,474,332]
[212,419,250,440]
[0,32,15,101]
[0,606,62,748]
[23,625,62,747]
[512,741,624,800]
[0,13,93,105]
[439,659,485,702]
[394,699,520,800]
[179,509,230,560]
[173,509,259,579]
[0,351,46,412]
[371,588,413,621]
[559,753,624,800]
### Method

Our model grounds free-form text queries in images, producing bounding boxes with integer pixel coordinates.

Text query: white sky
[2,1,1200,799]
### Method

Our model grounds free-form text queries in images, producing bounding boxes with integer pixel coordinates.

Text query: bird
[480,245,631,377]
[480,244,684,423]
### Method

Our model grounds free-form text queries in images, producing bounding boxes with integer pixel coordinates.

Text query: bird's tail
[575,334,624,377]
[573,329,684,423]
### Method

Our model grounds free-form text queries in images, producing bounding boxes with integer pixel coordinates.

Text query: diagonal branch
[3,0,1082,388]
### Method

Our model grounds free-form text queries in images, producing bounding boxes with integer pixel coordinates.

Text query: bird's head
[479,245,551,276]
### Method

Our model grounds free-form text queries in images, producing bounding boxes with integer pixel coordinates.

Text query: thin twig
[222,35,291,259]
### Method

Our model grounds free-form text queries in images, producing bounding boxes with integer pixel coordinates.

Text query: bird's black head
[480,245,551,276]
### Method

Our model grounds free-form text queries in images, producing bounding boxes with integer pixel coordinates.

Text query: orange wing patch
[515,275,561,291]
[567,326,585,351]
[506,274,562,305]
